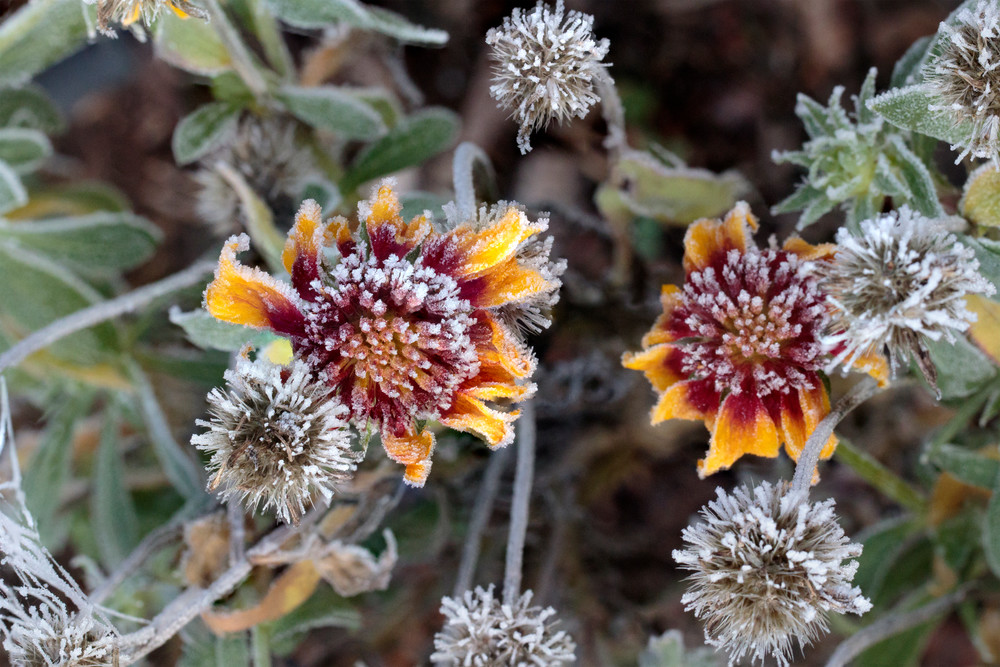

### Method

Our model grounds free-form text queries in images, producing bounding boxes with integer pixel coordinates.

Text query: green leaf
[91,405,140,568]
[868,85,973,146]
[934,508,980,574]
[268,585,361,656]
[610,149,750,226]
[0,127,51,174]
[924,335,997,399]
[0,213,162,272]
[210,72,256,108]
[0,159,27,214]
[0,242,116,363]
[961,163,1000,228]
[854,618,940,667]
[277,85,387,140]
[7,182,130,218]
[985,465,1000,577]
[927,443,999,489]
[169,307,279,352]
[968,237,1000,294]
[180,622,251,667]
[23,390,95,546]
[399,191,449,222]
[173,102,242,166]
[341,108,459,191]
[638,630,722,667]
[266,0,448,45]
[0,84,64,133]
[0,0,89,88]
[853,516,920,606]
[155,9,234,76]
[889,135,944,218]
[891,36,933,88]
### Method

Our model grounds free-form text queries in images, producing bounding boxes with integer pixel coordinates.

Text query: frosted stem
[452,142,495,221]
[504,400,536,604]
[789,377,881,502]
[0,260,215,375]
[453,445,511,598]
[202,0,269,98]
[592,67,628,158]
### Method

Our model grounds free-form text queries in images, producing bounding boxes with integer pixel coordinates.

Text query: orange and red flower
[623,203,839,478]
[203,184,562,486]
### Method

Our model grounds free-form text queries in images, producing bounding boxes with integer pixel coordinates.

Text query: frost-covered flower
[195,116,317,235]
[4,610,117,667]
[431,585,575,666]
[822,206,995,392]
[622,203,839,477]
[773,68,942,229]
[88,0,207,37]
[192,355,359,523]
[203,184,563,486]
[673,482,871,667]
[486,0,610,154]
[926,0,1000,162]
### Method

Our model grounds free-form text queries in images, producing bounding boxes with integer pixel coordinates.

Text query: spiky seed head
[821,206,995,392]
[192,355,359,524]
[431,585,576,666]
[673,482,871,667]
[925,0,1000,162]
[486,0,610,154]
[4,610,117,667]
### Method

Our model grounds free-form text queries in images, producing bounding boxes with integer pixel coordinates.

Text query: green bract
[773,69,942,229]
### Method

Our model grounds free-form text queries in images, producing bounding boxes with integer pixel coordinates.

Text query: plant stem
[592,67,628,158]
[789,377,881,502]
[0,259,215,375]
[504,400,536,604]
[451,142,497,221]
[825,587,970,667]
[453,445,511,597]
[214,161,286,273]
[203,0,269,99]
[835,437,926,513]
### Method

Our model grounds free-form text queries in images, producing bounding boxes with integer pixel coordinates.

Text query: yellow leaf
[966,294,1000,364]
[962,163,1000,228]
[202,560,321,635]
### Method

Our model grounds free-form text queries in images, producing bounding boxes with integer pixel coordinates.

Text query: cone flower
[203,184,561,486]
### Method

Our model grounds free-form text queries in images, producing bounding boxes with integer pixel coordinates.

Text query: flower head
[486,0,610,154]
[672,481,871,667]
[431,585,576,666]
[202,184,563,486]
[4,611,117,667]
[622,203,837,477]
[195,116,317,234]
[926,0,1000,162]
[192,354,359,523]
[88,0,207,37]
[822,206,995,393]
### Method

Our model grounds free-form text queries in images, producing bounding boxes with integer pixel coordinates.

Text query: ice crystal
[87,0,207,37]
[926,0,1000,162]
[673,482,870,667]
[195,115,317,234]
[822,206,995,392]
[192,355,359,524]
[431,585,576,666]
[486,0,610,153]
[773,68,942,229]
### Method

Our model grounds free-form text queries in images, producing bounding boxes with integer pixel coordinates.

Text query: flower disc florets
[672,482,871,667]
[486,0,610,153]
[822,206,995,392]
[926,0,1000,162]
[192,355,358,524]
[431,585,576,666]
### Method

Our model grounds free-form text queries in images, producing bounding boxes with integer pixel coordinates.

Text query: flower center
[299,248,480,430]
[677,248,827,396]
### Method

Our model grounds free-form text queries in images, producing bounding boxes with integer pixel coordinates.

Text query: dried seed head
[486,0,610,153]
[87,0,207,37]
[926,0,1000,162]
[195,115,317,234]
[431,585,576,666]
[5,612,118,667]
[673,482,871,667]
[822,206,995,392]
[192,355,359,524]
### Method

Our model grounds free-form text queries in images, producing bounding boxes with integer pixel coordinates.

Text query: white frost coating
[821,206,995,389]
[431,585,576,666]
[192,355,359,524]
[672,481,870,667]
[86,0,208,37]
[485,0,610,153]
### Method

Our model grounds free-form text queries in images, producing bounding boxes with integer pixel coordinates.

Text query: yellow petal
[699,391,779,478]
[651,380,710,424]
[683,201,756,273]
[202,560,321,635]
[282,199,325,273]
[454,207,539,277]
[381,426,435,487]
[440,393,519,449]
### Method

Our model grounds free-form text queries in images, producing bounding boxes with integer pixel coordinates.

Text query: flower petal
[467,257,554,309]
[651,379,713,424]
[622,343,685,392]
[204,234,306,337]
[364,184,432,260]
[453,206,540,278]
[381,425,436,487]
[782,236,836,261]
[699,391,780,478]
[683,201,757,273]
[783,384,837,464]
[640,285,683,347]
[479,312,536,378]
[282,199,332,297]
[439,393,518,449]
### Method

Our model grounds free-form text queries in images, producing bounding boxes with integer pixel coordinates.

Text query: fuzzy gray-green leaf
[0,85,64,133]
[173,102,242,166]
[0,127,51,174]
[868,85,973,146]
[0,160,27,214]
[277,85,387,140]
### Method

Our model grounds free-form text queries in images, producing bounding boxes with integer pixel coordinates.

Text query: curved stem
[504,400,536,604]
[453,446,511,598]
[592,67,628,159]
[0,260,215,375]
[202,0,269,99]
[451,142,496,221]
[789,377,881,503]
